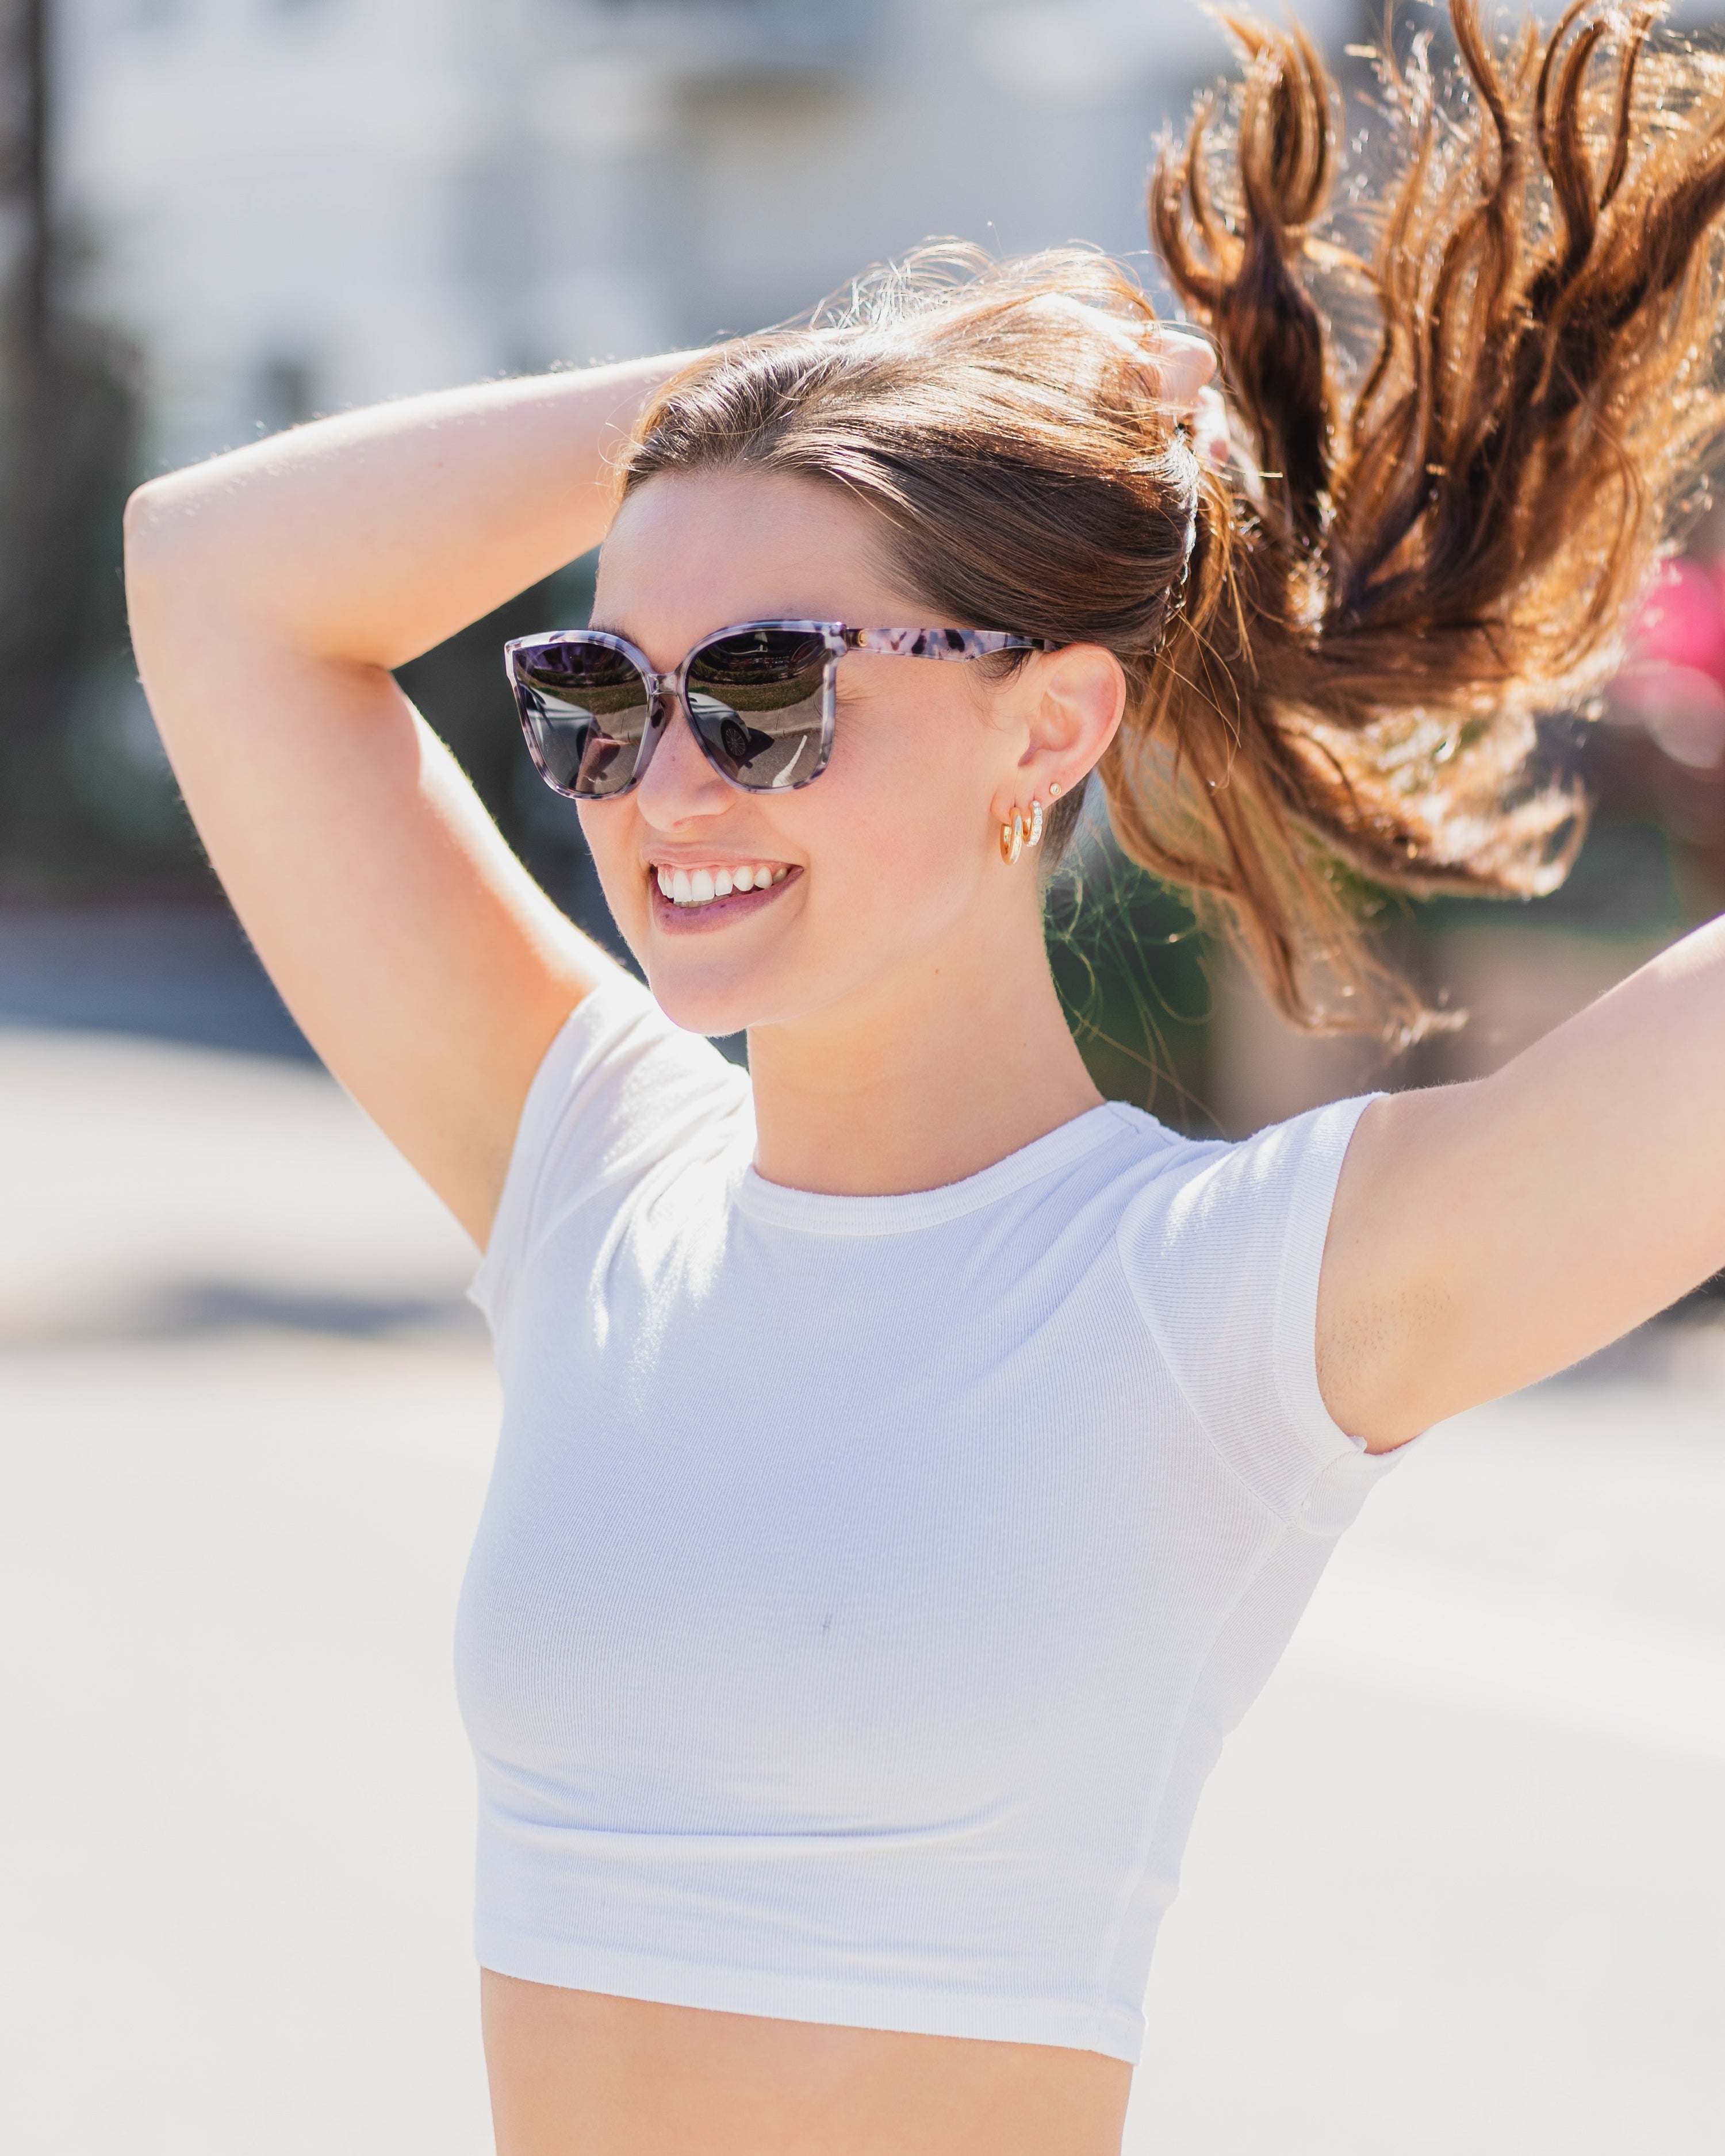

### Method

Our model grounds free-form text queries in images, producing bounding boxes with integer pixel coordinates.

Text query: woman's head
[580,255,1202,1039]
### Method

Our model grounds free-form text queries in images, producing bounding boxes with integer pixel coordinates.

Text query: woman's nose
[635,695,733,824]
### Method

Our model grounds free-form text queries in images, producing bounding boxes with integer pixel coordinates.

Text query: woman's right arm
[124,355,699,1245]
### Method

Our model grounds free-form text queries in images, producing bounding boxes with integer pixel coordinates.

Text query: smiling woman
[118,7,1725,2154]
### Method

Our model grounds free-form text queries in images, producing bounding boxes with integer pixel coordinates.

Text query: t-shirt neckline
[732,1101,1153,1237]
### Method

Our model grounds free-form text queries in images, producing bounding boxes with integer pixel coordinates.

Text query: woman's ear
[1011,643,1125,809]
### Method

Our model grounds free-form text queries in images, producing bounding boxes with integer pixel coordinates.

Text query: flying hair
[621,2,1725,1035]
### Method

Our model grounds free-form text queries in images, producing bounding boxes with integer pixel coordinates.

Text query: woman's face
[580,467,1118,1040]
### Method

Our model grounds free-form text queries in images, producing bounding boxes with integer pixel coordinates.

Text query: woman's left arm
[1317,916,1725,1450]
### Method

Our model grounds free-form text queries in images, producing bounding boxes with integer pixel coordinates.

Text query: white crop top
[455,971,1403,2065]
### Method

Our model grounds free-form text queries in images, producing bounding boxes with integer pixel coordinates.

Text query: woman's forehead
[593,469,906,651]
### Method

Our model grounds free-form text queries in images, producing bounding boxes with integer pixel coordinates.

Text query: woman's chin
[643,961,768,1042]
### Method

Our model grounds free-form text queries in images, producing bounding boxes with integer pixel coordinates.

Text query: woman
[124,7,1725,2151]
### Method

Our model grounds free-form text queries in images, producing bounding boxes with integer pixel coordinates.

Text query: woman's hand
[1023,296,1230,465]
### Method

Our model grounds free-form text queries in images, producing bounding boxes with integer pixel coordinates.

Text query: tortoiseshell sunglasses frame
[504,618,1055,800]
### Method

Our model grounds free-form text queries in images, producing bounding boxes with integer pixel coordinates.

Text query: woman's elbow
[122,474,181,596]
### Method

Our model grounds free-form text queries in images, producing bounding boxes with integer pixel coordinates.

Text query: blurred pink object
[1616,557,1725,768]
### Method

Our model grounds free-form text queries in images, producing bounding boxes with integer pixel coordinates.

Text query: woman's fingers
[1149,330,1217,410]
[1018,296,1225,459]
[1187,382,1232,467]
[1023,296,1216,400]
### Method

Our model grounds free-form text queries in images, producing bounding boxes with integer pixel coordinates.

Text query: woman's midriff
[480,1970,1134,2156]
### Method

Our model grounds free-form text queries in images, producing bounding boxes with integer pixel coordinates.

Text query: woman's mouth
[649,860,798,929]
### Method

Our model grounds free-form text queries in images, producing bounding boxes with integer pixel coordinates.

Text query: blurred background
[2,2,1724,2151]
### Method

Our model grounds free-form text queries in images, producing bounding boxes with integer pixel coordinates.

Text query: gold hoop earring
[1000,800,1043,863]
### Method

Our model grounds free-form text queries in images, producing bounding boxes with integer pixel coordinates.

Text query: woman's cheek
[577,811,649,945]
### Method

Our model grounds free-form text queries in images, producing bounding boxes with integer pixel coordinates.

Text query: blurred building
[55,0,1359,470]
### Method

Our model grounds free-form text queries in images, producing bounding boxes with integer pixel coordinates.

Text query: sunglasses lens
[511,640,656,799]
[685,630,833,790]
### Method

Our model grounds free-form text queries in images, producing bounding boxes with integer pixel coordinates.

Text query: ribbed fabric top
[457,970,1405,2064]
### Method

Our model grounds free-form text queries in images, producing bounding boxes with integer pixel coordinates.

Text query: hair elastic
[1149,492,1200,658]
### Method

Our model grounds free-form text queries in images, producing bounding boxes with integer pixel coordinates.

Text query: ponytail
[1129,0,1725,1030]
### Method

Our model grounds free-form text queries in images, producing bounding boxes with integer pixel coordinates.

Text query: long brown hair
[622,2,1725,1034]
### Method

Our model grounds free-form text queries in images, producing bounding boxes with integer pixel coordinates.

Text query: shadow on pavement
[0,1277,486,1350]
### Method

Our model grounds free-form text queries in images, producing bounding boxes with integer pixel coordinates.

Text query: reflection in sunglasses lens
[513,642,654,797]
[688,631,830,789]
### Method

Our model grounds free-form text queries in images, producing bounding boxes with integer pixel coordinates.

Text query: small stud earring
[1048,781,1063,800]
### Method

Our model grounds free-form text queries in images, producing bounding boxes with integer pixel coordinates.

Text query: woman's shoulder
[1108,1090,1377,1272]
[472,967,753,1322]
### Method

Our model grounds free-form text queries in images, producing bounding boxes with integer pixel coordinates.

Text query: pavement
[2,1017,1723,2154]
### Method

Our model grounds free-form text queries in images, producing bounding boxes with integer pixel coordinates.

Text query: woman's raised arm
[1140,7,1725,1451]
[124,355,697,1244]
[1318,918,1725,1450]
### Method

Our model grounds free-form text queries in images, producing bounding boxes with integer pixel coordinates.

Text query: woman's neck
[743,927,1103,1198]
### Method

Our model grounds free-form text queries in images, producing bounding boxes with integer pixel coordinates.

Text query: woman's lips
[648,862,800,931]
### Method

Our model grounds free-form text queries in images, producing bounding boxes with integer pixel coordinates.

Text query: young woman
[124,7,1725,2152]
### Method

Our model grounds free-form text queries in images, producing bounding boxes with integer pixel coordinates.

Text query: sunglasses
[504,619,1053,800]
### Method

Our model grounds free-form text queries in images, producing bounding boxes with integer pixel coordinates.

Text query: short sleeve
[1115,1094,1385,1520]
[469,973,752,1334]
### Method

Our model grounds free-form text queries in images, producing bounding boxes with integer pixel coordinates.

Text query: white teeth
[657,863,788,908]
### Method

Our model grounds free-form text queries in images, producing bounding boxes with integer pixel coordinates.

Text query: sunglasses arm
[842,628,1053,661]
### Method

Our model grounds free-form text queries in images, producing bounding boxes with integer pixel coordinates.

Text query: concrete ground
[2,1024,1723,2154]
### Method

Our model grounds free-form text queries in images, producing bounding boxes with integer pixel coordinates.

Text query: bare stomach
[480,1971,1134,2156]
